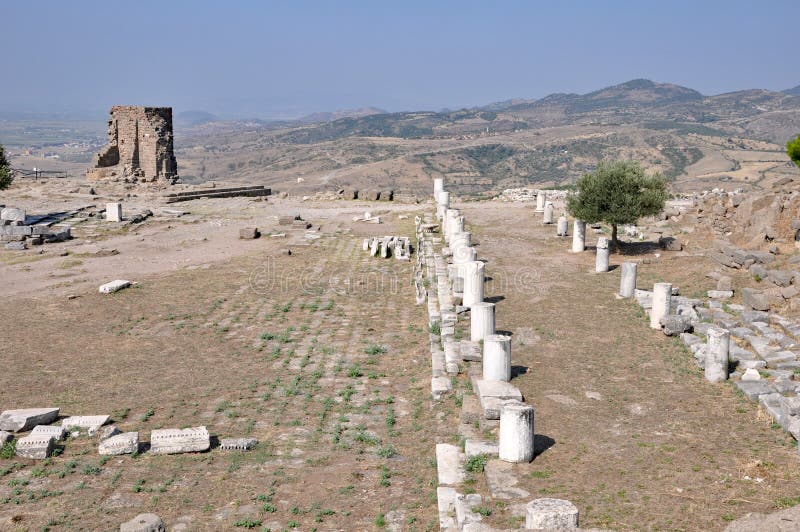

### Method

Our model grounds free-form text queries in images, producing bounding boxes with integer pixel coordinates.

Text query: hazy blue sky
[2,0,798,118]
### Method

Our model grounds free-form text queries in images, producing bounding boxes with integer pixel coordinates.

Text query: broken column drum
[705,327,730,383]
[595,236,610,273]
[498,400,534,463]
[536,192,546,212]
[543,202,554,224]
[650,282,672,330]
[571,220,586,252]
[470,302,495,341]
[436,191,451,220]
[618,261,638,297]
[462,261,485,307]
[483,334,511,382]
[556,216,568,237]
[433,178,444,202]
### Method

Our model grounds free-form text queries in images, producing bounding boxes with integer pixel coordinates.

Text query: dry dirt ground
[2,191,800,531]
[454,202,800,531]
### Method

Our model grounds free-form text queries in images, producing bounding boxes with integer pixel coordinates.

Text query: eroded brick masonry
[88,106,178,183]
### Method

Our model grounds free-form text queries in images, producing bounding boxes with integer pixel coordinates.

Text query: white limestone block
[15,435,54,459]
[465,439,499,457]
[705,327,730,383]
[437,486,458,530]
[741,368,761,381]
[30,425,66,440]
[432,376,452,400]
[525,498,579,530]
[99,431,139,455]
[0,207,25,222]
[106,202,122,222]
[62,415,110,435]
[0,408,59,432]
[436,443,465,486]
[119,513,165,532]
[219,437,258,451]
[595,236,610,273]
[650,282,672,329]
[618,262,638,298]
[99,280,132,294]
[149,426,210,454]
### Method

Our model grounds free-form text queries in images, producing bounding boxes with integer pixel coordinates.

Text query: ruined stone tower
[88,106,178,183]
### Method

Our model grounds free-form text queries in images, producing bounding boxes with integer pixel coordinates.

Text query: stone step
[436,443,465,486]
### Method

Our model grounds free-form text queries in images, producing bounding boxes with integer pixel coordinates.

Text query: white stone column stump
[106,202,122,222]
[571,220,586,252]
[438,191,450,209]
[470,302,495,342]
[595,236,610,273]
[462,261,485,308]
[498,399,534,463]
[451,232,472,248]
[483,334,512,381]
[535,191,546,212]
[705,327,730,383]
[433,178,444,202]
[650,282,672,330]
[525,498,579,530]
[618,261,638,298]
[556,216,568,237]
[543,202,554,224]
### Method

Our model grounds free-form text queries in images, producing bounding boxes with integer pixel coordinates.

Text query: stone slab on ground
[0,431,12,445]
[0,408,59,432]
[149,426,210,455]
[525,498,580,530]
[99,280,132,294]
[724,504,800,531]
[119,513,166,532]
[455,493,484,529]
[99,432,139,455]
[219,438,258,451]
[15,435,54,459]
[432,376,452,400]
[735,380,776,400]
[30,425,66,440]
[62,415,109,435]
[485,459,530,499]
[465,439,499,457]
[437,486,458,530]
[436,443,465,486]
[474,379,523,401]
[460,340,482,362]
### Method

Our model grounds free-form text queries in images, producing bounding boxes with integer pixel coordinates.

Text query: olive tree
[0,144,11,190]
[566,160,668,246]
[787,134,800,169]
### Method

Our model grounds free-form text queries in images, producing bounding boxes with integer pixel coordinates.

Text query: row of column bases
[432,179,580,530]
[561,211,731,383]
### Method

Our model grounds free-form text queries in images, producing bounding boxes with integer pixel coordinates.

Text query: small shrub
[233,518,262,528]
[364,344,387,356]
[0,441,17,459]
[464,454,488,473]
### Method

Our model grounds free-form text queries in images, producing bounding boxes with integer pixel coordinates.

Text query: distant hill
[296,107,387,124]
[784,85,800,96]
[174,78,800,195]
[175,110,218,126]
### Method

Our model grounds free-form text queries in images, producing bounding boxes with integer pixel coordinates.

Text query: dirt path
[462,201,800,531]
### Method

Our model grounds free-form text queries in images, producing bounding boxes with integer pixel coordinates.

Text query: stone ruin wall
[88,106,178,184]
